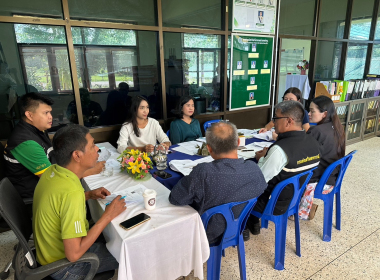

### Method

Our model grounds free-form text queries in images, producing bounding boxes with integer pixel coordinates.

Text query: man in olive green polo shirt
[33,124,126,279]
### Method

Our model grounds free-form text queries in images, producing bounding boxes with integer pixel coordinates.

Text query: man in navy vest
[246,100,320,236]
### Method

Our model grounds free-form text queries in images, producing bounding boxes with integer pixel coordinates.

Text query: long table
[83,143,210,280]
[151,137,271,189]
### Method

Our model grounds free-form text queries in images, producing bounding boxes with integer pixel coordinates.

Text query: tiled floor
[1,137,379,280]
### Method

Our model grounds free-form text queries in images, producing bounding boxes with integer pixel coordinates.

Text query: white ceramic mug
[239,136,246,147]
[143,189,157,210]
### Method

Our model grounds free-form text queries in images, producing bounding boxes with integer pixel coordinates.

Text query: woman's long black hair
[125,95,149,137]
[312,95,346,158]
[175,95,196,119]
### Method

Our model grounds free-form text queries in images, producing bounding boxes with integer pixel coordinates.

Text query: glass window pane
[279,0,316,36]
[278,39,311,101]
[319,0,348,39]
[72,27,162,127]
[164,33,223,117]
[349,0,375,40]
[369,44,380,74]
[0,0,62,18]
[315,41,342,80]
[375,4,380,39]
[68,0,156,26]
[15,24,66,44]
[72,27,137,46]
[0,23,76,140]
[162,0,222,29]
[344,44,368,80]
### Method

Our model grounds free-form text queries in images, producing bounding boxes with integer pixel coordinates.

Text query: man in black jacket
[246,101,321,236]
[4,92,105,199]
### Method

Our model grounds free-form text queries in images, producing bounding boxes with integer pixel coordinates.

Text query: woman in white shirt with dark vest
[117,96,170,154]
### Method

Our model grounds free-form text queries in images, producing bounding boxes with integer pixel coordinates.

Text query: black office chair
[0,141,10,231]
[0,178,115,280]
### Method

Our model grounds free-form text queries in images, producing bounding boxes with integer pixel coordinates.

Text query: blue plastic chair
[201,198,258,280]
[203,120,220,131]
[251,168,316,270]
[314,150,357,242]
[166,130,170,137]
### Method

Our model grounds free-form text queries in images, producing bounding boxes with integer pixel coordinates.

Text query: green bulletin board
[229,34,273,110]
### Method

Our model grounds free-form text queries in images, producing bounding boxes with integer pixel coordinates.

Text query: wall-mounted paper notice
[248,53,259,58]
[233,70,245,75]
[261,69,271,74]
[246,100,256,106]
[247,85,257,90]
[248,70,258,75]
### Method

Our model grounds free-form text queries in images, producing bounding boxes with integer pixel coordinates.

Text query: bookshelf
[335,96,380,144]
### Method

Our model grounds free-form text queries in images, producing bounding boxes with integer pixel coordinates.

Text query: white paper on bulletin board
[232,0,276,34]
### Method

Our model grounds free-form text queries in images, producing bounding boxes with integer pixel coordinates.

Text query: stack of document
[98,184,147,207]
[169,156,214,176]
[171,141,201,156]
[252,131,274,141]
[237,129,259,138]
[237,141,273,159]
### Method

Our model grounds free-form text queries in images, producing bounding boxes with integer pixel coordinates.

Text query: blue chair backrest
[315,150,357,196]
[262,168,316,216]
[166,130,170,137]
[203,120,220,132]
[201,198,258,248]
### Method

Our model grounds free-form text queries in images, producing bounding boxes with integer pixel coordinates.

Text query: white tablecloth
[285,74,311,100]
[83,143,210,280]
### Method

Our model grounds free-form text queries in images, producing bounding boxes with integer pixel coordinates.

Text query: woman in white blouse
[117,96,170,153]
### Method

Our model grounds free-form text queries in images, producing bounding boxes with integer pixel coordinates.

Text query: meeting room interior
[1,0,380,279]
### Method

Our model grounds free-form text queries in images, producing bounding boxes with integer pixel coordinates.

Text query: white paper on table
[252,131,273,141]
[237,150,257,159]
[172,141,201,155]
[169,156,214,176]
[172,146,198,156]
[98,147,111,162]
[196,137,206,143]
[237,143,261,159]
[237,129,259,138]
[169,160,194,176]
[106,159,122,172]
[253,141,273,148]
[98,184,147,207]
[177,141,201,149]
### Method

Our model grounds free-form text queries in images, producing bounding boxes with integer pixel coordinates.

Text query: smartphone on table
[119,213,151,230]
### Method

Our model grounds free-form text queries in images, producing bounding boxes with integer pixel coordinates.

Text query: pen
[105,196,126,206]
[241,150,256,152]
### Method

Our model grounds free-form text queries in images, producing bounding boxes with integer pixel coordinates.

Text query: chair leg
[0,260,12,280]
[274,217,287,270]
[322,197,334,242]
[336,192,341,231]
[237,235,247,280]
[294,214,301,257]
[207,246,223,280]
[262,218,268,229]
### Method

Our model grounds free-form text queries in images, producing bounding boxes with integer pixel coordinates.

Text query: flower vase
[301,69,306,75]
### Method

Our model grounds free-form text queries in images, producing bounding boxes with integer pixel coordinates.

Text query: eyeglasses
[272,116,289,122]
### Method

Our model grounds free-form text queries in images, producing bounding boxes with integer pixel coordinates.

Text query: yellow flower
[142,152,150,162]
[127,159,142,174]
[127,149,136,155]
